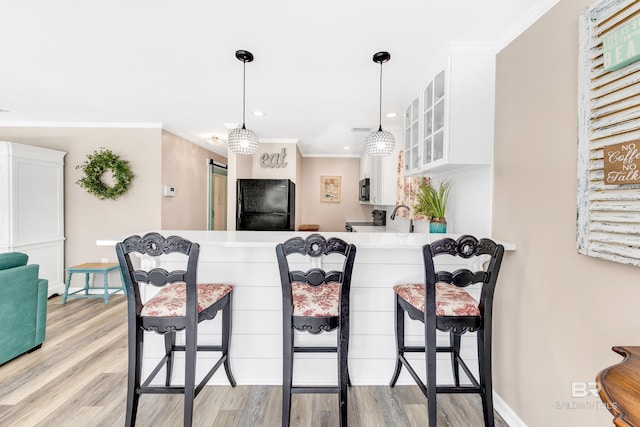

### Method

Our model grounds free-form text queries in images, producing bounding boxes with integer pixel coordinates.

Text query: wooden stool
[62,262,123,304]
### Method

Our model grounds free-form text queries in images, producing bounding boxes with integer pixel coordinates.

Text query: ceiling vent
[351,127,373,132]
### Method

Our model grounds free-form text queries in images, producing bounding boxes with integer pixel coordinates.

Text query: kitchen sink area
[345,209,387,232]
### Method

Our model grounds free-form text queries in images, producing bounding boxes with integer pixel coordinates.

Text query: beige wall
[0,126,162,269]
[299,157,373,232]
[493,1,640,425]
[161,131,226,230]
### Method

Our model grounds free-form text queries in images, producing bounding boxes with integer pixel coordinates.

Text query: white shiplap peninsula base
[98,230,515,386]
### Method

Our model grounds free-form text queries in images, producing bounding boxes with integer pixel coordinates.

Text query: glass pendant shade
[228,126,259,154]
[365,127,395,156]
[229,49,258,155]
[365,51,394,156]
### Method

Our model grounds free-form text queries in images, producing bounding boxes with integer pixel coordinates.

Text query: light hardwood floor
[0,295,508,426]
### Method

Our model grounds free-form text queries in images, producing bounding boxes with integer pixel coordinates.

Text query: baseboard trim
[494,391,528,427]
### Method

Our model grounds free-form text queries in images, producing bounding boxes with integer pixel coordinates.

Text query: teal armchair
[0,252,48,365]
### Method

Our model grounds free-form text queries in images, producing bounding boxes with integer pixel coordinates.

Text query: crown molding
[495,0,560,52]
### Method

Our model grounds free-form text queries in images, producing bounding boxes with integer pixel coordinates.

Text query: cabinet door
[404,98,420,174]
[432,71,446,162]
[422,70,446,167]
[404,105,412,173]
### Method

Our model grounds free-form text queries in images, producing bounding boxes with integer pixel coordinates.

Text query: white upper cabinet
[405,43,496,175]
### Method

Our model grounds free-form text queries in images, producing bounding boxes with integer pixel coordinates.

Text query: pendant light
[228,50,259,155]
[365,51,395,156]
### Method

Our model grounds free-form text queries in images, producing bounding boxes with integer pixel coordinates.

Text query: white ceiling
[0,0,555,157]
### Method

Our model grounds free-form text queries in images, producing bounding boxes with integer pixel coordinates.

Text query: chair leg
[164,331,175,387]
[389,295,405,387]
[450,332,461,387]
[222,293,236,386]
[183,323,197,427]
[478,326,495,427]
[426,322,437,426]
[338,317,349,427]
[125,321,143,427]
[282,317,293,427]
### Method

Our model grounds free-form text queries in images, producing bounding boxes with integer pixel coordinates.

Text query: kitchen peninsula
[98,230,515,386]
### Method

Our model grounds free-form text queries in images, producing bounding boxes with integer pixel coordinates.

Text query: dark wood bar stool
[390,235,504,426]
[116,232,236,427]
[276,234,357,427]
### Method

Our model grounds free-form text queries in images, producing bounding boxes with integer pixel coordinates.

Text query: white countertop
[350,225,389,233]
[98,230,515,250]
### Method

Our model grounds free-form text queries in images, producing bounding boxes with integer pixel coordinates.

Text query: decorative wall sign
[320,175,341,203]
[259,147,288,168]
[603,16,640,72]
[578,0,640,267]
[603,141,640,184]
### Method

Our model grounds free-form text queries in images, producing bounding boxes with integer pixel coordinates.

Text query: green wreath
[76,148,134,200]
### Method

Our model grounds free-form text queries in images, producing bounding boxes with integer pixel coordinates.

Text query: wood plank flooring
[0,295,508,426]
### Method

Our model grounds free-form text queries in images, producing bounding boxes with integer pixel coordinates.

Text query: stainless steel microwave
[359,178,370,202]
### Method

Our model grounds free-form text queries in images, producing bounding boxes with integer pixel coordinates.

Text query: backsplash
[396,150,429,220]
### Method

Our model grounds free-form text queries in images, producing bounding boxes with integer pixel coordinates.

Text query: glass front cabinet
[403,43,495,175]
[422,70,445,168]
[403,97,420,174]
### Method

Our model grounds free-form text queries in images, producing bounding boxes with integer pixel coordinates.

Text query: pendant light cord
[378,61,383,132]
[242,59,247,130]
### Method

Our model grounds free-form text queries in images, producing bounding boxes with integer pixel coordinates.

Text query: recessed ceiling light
[252,111,265,117]
[385,112,397,118]
[344,146,350,150]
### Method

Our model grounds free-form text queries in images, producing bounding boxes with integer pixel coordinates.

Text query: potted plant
[413,179,451,233]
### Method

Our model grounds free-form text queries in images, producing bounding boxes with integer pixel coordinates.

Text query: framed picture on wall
[320,175,341,203]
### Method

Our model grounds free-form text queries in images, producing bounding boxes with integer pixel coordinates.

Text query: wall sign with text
[603,16,640,71]
[259,147,288,168]
[603,141,640,184]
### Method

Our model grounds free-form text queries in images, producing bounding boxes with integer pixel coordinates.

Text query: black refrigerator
[236,179,295,231]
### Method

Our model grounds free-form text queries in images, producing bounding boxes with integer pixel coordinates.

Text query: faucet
[390,204,414,233]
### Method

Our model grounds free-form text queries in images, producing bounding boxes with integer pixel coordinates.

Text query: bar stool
[276,233,357,427]
[116,232,236,427]
[389,235,504,426]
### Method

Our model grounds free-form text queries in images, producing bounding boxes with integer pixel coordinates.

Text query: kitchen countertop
[98,230,516,250]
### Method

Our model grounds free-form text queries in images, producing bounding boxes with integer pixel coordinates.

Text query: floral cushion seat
[291,281,341,317]
[393,283,480,317]
[141,283,233,317]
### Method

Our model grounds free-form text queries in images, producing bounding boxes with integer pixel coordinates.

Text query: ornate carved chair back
[117,233,198,324]
[423,235,504,332]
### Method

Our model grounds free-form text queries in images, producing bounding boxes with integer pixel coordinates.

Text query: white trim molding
[494,391,529,427]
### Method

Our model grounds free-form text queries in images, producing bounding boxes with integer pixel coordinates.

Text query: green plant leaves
[76,148,134,200]
[413,179,451,219]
